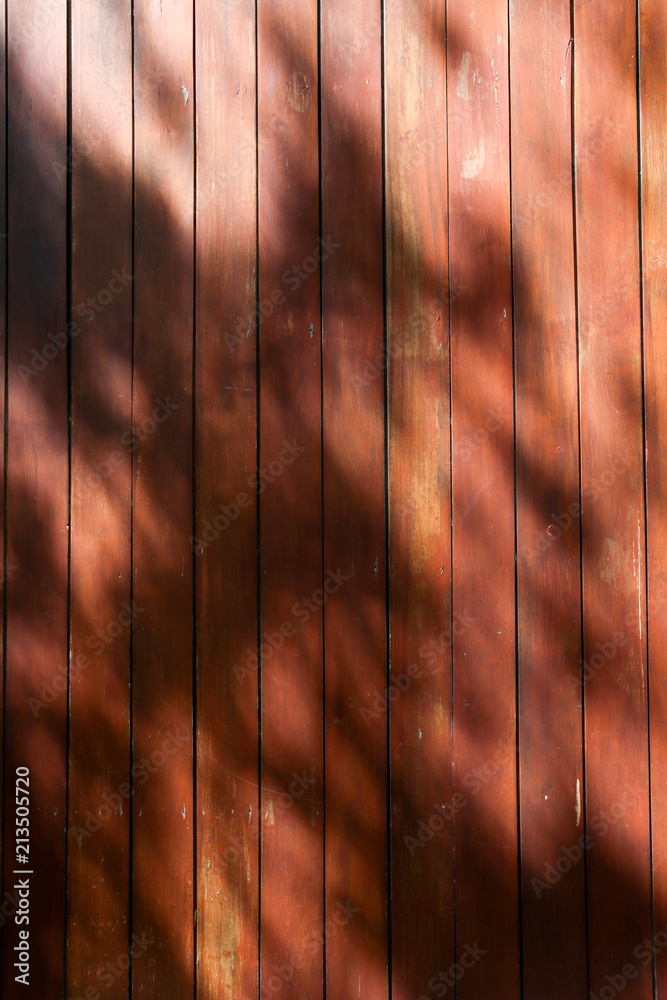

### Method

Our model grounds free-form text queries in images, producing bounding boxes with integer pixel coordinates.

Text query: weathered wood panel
[194,1,259,998]
[509,1,587,996]
[575,1,652,994]
[257,2,324,997]
[68,2,133,997]
[132,1,195,995]
[321,0,387,997]
[384,2,453,998]
[448,2,520,996]
[3,2,68,996]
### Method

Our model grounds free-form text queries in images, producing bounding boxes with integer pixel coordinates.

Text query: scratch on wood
[562,37,573,79]
[457,52,471,101]
[576,778,581,826]
[560,38,573,121]
[490,46,500,127]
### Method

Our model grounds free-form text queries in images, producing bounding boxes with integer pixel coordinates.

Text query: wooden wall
[1,1,666,998]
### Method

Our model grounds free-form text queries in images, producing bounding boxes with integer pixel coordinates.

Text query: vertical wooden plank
[509,1,587,996]
[257,1,323,996]
[641,1,667,994]
[321,1,386,998]
[258,0,323,998]
[3,0,68,996]
[194,0,259,997]
[132,1,195,995]
[383,2,453,998]
[448,2,520,996]
[575,2,652,994]
[67,1,133,996]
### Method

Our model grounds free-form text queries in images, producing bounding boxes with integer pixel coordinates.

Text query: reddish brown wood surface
[321,1,386,997]
[510,1,587,996]
[384,2,453,998]
[67,3,133,997]
[194,0,259,996]
[641,0,667,995]
[132,2,195,995]
[448,1,520,995]
[0,4,664,998]
[257,3,324,998]
[3,3,69,997]
[575,1,652,994]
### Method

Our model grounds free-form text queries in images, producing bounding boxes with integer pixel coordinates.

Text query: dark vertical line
[568,4,590,997]
[255,1,262,997]
[635,4,656,997]
[0,0,8,989]
[191,1,198,998]
[64,0,73,995]
[128,0,136,991]
[316,0,326,996]
[0,0,7,978]
[506,0,524,994]
[443,0,457,989]
[379,0,390,995]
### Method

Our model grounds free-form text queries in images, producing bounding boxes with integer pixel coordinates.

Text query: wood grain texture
[67,2,133,996]
[3,1,68,997]
[132,1,195,995]
[0,7,663,998]
[194,0,259,997]
[321,0,386,997]
[257,2,324,997]
[383,2,453,997]
[448,2,520,996]
[574,2,652,994]
[509,1,587,996]
[641,0,667,994]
